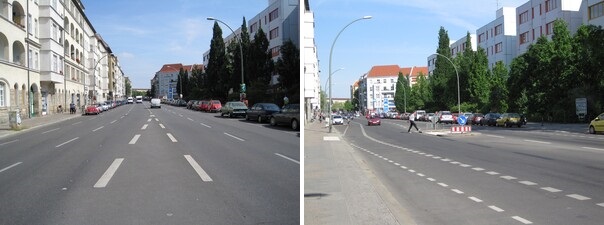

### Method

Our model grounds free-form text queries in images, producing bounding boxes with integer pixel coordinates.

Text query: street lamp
[433,52,460,114]
[166,65,183,99]
[329,16,372,133]
[92,53,109,104]
[207,17,245,101]
[323,68,343,112]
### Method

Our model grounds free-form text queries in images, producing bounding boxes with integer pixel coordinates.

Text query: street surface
[0,103,299,224]
[331,118,604,224]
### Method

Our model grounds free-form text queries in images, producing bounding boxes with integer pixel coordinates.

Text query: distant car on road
[221,101,248,118]
[269,104,300,130]
[589,112,604,134]
[481,113,501,126]
[150,98,161,108]
[246,103,280,123]
[332,115,344,125]
[496,113,523,127]
[367,116,381,126]
[85,105,100,115]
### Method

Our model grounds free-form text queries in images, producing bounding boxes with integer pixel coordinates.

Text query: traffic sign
[457,115,467,125]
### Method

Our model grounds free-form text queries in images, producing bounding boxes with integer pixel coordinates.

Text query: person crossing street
[408,112,422,133]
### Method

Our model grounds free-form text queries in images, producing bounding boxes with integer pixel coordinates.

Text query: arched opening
[0,80,6,107]
[30,83,39,116]
[64,17,70,35]
[12,41,25,65]
[11,1,25,28]
[70,44,74,59]
[13,82,18,107]
[0,32,8,61]
[70,23,74,38]
[64,39,69,55]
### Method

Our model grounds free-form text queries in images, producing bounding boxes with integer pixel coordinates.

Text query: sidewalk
[0,112,82,139]
[304,121,415,225]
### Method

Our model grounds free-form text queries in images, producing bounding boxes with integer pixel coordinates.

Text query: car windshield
[264,104,280,110]
[211,100,220,104]
[231,102,246,107]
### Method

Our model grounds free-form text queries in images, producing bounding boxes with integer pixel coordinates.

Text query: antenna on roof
[496,0,500,9]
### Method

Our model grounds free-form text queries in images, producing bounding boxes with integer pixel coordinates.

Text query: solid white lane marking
[94,158,124,188]
[92,126,104,132]
[0,139,19,146]
[159,124,165,129]
[487,135,505,138]
[0,162,22,173]
[167,133,178,142]
[200,123,211,128]
[469,196,483,202]
[524,139,551,144]
[489,205,504,212]
[110,120,117,124]
[519,181,538,186]
[184,155,213,182]
[56,137,79,148]
[500,175,517,180]
[541,187,562,192]
[141,124,148,130]
[323,136,340,141]
[42,128,60,134]
[512,216,533,224]
[451,189,464,194]
[129,134,141,144]
[567,194,590,200]
[224,133,244,141]
[275,153,300,164]
[581,146,604,152]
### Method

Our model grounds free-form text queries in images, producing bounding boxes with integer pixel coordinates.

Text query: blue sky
[312,0,527,98]
[81,0,267,89]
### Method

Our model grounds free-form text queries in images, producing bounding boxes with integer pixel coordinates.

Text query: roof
[159,63,204,73]
[399,66,428,77]
[367,65,401,78]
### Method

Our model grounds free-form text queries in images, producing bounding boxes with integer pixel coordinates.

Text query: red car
[85,105,100,115]
[367,116,381,126]
[207,100,222,112]
[197,100,210,111]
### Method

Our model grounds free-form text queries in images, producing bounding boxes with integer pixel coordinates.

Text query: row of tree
[149,17,299,107]
[359,20,603,122]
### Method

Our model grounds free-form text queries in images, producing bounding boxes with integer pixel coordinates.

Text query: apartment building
[152,63,204,100]
[302,0,319,119]
[0,0,125,122]
[582,0,604,26]
[477,7,518,69]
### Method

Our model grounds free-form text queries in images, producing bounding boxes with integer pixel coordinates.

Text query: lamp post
[207,17,245,101]
[328,16,372,133]
[433,52,460,114]
[166,65,182,99]
[92,53,109,104]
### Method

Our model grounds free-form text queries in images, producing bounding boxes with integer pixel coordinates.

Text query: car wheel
[589,126,596,134]
[367,123,371,126]
[258,116,262,123]
[270,117,277,126]
[220,113,224,117]
[245,115,250,121]
[291,119,299,130]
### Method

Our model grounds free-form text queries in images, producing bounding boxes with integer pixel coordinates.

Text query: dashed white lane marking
[512,216,533,224]
[323,136,340,141]
[110,120,117,124]
[567,194,591,200]
[92,126,104,132]
[94,158,124,188]
[200,123,211,128]
[0,139,19,146]
[400,166,408,169]
[597,203,604,207]
[408,169,416,173]
[167,133,178,142]
[459,164,471,167]
[500,175,517,180]
[394,163,400,166]
[224,132,244,142]
[469,196,483,202]
[486,171,500,175]
[472,167,485,171]
[519,181,538,186]
[141,124,148,130]
[159,124,165,129]
[42,128,60,134]
[438,183,448,187]
[541,187,562,192]
[129,134,141,144]
[417,173,425,177]
[187,118,193,121]
[0,162,22,173]
[581,146,604,152]
[524,139,551,144]
[184,155,213,182]
[275,153,300,164]
[147,118,152,122]
[451,189,464,194]
[487,135,505,138]
[56,137,79,148]
[441,158,451,162]
[155,118,159,121]
[489,205,504,212]
[427,178,436,182]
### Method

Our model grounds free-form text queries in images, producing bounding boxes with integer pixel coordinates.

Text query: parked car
[246,103,280,123]
[495,113,523,127]
[437,111,454,124]
[192,100,203,110]
[471,113,484,125]
[85,105,100,115]
[220,101,248,118]
[588,112,604,134]
[413,110,426,121]
[332,115,344,125]
[207,100,222,112]
[367,116,381,126]
[186,100,198,109]
[269,104,300,130]
[150,98,161,108]
[481,113,501,126]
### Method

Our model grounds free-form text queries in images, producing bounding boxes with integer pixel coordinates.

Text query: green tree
[466,47,491,111]
[276,40,300,104]
[343,100,353,112]
[429,27,454,110]
[488,61,509,112]
[394,72,410,113]
[246,28,273,103]
[574,24,604,118]
[206,22,228,99]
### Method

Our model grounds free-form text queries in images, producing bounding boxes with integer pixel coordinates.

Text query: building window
[376,79,381,84]
[250,22,258,33]
[390,78,394,83]
[269,8,279,22]
[28,14,32,35]
[519,11,529,24]
[546,21,554,35]
[478,33,485,43]
[390,85,395,91]
[383,79,387,83]
[495,42,502,53]
[545,0,557,12]
[589,2,604,20]
[494,24,502,36]
[269,27,279,40]
[0,82,4,106]
[519,32,529,44]
[34,51,38,70]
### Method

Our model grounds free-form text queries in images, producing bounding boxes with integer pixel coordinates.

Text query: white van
[150,98,161,108]
[127,97,133,104]
[135,96,143,103]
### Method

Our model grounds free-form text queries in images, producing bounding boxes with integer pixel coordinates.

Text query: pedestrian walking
[69,102,76,114]
[408,112,422,133]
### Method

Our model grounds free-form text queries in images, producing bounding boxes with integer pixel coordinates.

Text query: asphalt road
[333,118,604,225]
[0,103,299,225]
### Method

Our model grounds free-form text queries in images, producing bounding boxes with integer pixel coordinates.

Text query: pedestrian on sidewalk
[69,102,76,114]
[408,112,422,133]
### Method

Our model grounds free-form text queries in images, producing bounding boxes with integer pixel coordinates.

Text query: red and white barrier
[450,125,472,133]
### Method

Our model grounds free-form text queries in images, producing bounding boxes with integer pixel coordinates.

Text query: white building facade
[477,7,517,69]
[302,0,319,120]
[582,0,604,26]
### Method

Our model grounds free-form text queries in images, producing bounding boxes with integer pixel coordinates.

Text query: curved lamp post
[207,17,245,101]
[433,52,460,115]
[329,16,372,133]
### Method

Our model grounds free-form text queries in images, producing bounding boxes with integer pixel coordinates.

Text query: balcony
[40,70,65,83]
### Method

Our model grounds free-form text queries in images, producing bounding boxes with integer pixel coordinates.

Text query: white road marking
[72,121,82,125]
[42,128,60,134]
[200,123,211,128]
[56,137,79,148]
[110,120,117,124]
[323,136,340,141]
[408,169,416,173]
[524,139,551,144]
[427,178,436,182]
[425,154,433,157]
[451,161,460,165]
[129,134,141,144]
[155,118,159,121]
[541,187,562,192]
[0,139,19,146]
[120,116,125,119]
[489,205,505,212]
[451,189,464,194]
[167,133,178,142]
[179,114,183,117]
[92,126,104,132]
[147,118,152,122]
[597,203,604,207]
[468,196,483,202]
[438,183,448,187]
[519,181,538,186]
[187,118,194,121]
[400,166,408,169]
[184,155,213,182]
[512,216,533,224]
[472,167,485,171]
[141,124,148,130]
[460,164,471,167]
[417,173,425,177]
[275,153,300,164]
[567,194,590,200]
[0,162,22,173]
[500,175,517,180]
[394,163,400,166]
[94,158,124,188]
[487,135,505,138]
[432,156,441,159]
[486,171,500,175]
[581,146,604,152]
[159,124,165,129]
[441,158,451,162]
